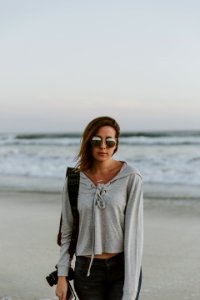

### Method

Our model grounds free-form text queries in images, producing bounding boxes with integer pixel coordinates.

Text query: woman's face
[90,126,117,162]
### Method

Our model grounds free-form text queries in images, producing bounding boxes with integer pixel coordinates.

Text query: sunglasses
[91,136,117,148]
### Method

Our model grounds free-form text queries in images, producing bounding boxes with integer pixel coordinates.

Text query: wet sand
[0,191,200,300]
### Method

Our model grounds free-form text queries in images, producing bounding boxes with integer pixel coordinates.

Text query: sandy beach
[0,190,200,300]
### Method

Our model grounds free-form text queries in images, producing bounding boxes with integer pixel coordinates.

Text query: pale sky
[0,0,200,133]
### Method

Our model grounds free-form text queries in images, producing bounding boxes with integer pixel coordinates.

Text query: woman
[56,116,143,300]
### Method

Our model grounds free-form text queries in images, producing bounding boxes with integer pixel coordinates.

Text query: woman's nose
[99,139,106,148]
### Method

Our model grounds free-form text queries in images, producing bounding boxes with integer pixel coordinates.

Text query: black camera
[46,267,74,287]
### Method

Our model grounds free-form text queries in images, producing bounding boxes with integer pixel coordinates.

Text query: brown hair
[75,116,120,171]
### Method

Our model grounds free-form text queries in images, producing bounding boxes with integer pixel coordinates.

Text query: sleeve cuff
[57,264,70,276]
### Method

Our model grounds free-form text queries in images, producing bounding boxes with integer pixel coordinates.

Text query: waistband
[76,252,124,265]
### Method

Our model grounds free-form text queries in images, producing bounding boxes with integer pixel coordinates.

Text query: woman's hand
[55,276,68,300]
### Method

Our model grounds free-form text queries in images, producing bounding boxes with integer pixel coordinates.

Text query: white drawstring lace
[87,185,106,276]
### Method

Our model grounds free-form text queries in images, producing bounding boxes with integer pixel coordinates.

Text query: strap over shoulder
[66,167,80,218]
[57,167,80,248]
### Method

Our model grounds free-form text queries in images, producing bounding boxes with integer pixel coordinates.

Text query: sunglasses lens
[91,137,102,147]
[106,139,116,148]
[91,140,102,147]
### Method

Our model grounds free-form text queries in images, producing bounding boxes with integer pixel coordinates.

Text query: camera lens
[46,270,58,286]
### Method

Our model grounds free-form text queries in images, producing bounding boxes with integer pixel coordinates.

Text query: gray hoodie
[57,162,143,300]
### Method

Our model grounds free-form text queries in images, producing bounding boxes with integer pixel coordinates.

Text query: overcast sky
[0,0,200,133]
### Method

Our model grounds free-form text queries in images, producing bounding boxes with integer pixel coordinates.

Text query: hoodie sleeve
[123,173,144,300]
[57,178,74,276]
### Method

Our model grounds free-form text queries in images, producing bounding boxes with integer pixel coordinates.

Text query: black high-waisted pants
[74,253,142,300]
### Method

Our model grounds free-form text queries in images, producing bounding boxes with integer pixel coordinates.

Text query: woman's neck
[84,160,123,185]
[90,160,116,174]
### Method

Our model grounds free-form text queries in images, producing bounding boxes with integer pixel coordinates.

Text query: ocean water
[0,130,200,197]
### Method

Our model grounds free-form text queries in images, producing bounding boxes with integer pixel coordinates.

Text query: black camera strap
[57,167,80,259]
